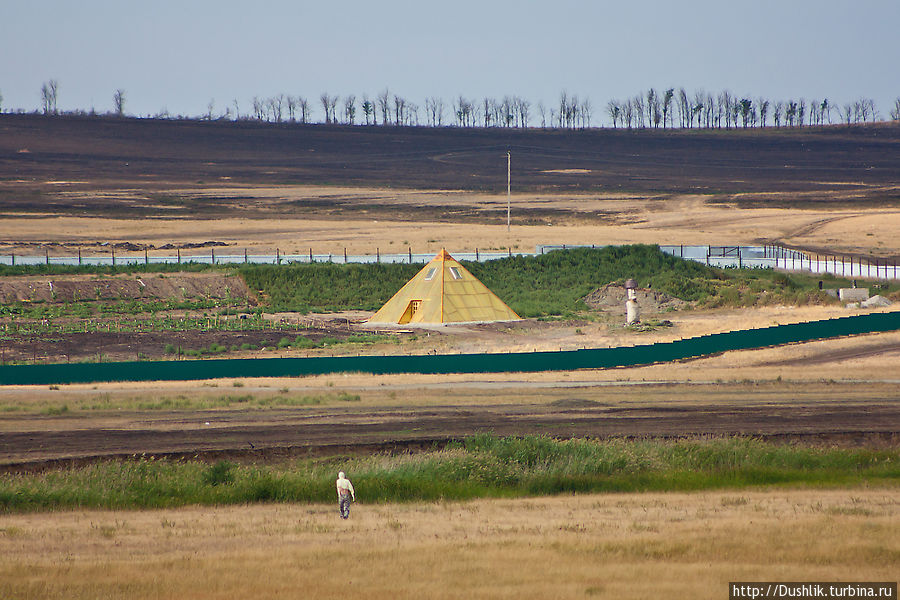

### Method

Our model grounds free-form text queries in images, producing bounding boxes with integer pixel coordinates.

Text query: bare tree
[286,96,297,122]
[676,88,689,128]
[786,100,798,127]
[113,89,125,117]
[691,90,705,128]
[606,100,621,128]
[632,94,645,128]
[377,89,390,125]
[558,91,568,128]
[344,95,356,124]
[434,97,444,126]
[454,95,473,127]
[481,98,493,127]
[645,89,660,128]
[537,102,547,128]
[865,98,877,122]
[820,99,831,124]
[579,97,592,128]
[809,98,820,125]
[274,94,285,122]
[392,94,405,125]
[516,97,530,128]
[661,88,674,129]
[206,99,216,120]
[0,89,3,113]
[623,99,634,129]
[407,102,420,126]
[797,98,806,127]
[757,98,769,127]
[890,98,900,121]
[718,91,732,128]
[299,97,311,124]
[41,79,59,115]
[329,96,339,124]
[500,96,513,127]
[320,93,332,123]
[425,97,439,126]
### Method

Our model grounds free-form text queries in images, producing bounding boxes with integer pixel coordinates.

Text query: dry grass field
[1,488,897,599]
[2,188,900,258]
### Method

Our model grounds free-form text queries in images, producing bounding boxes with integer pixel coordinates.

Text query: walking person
[336,471,355,519]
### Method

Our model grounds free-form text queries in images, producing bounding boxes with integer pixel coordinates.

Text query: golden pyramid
[367,249,521,325]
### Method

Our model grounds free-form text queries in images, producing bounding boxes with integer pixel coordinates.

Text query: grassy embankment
[2,435,897,513]
[239,245,860,316]
[2,246,871,321]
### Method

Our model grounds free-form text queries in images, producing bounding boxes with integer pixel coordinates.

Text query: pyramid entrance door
[398,299,422,324]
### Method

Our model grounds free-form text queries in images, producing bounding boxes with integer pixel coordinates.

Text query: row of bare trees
[233,89,895,130]
[15,80,900,129]
[606,89,884,130]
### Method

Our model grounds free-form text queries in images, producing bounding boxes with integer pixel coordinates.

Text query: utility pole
[506,150,511,233]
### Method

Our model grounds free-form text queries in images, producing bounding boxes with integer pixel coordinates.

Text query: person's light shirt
[336,473,355,500]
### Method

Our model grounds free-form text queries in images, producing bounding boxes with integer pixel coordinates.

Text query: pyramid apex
[435,248,453,261]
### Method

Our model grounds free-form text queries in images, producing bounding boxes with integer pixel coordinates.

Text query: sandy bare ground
[1,488,896,599]
[2,187,900,257]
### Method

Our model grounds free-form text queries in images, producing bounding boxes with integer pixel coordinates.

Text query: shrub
[202,461,236,486]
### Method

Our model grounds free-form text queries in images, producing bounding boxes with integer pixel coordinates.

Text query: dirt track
[3,381,898,471]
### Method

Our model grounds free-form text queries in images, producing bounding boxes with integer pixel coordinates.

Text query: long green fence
[1,311,898,385]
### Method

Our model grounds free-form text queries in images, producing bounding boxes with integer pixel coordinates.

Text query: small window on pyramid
[424,268,437,281]
[449,267,462,280]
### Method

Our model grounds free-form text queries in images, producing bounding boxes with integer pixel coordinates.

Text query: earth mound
[0,273,253,304]
[583,284,686,315]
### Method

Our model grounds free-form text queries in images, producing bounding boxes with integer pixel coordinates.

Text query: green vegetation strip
[4,246,866,317]
[238,245,847,316]
[1,435,897,513]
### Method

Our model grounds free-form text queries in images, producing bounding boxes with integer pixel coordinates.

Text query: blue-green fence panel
[1,311,898,385]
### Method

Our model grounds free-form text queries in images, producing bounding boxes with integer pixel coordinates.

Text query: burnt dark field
[2,114,899,215]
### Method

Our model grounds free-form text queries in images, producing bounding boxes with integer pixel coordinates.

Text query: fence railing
[1,244,897,280]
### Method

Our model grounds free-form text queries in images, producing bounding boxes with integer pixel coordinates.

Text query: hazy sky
[2,0,898,122]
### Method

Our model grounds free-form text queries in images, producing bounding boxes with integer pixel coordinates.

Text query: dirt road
[3,381,897,470]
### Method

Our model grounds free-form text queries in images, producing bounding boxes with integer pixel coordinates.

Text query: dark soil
[2,114,900,222]
[0,327,360,363]
[2,398,898,471]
